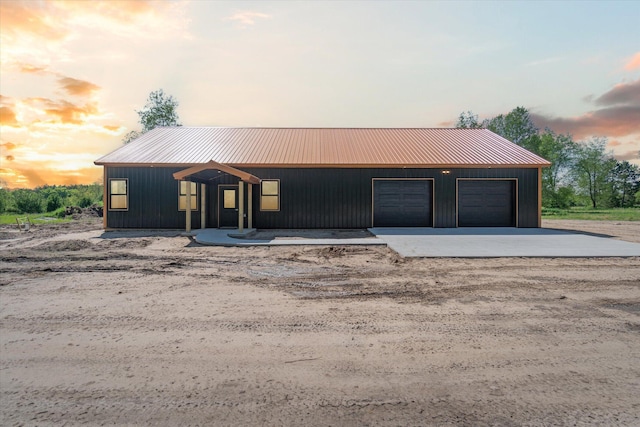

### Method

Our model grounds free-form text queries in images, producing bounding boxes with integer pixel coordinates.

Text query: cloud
[615,149,640,162]
[19,63,48,74]
[1,142,17,151]
[0,106,18,126]
[13,168,47,188]
[0,164,102,188]
[624,52,640,71]
[0,0,190,42]
[58,77,101,97]
[531,106,640,140]
[0,1,68,41]
[224,11,271,28]
[0,0,191,72]
[5,155,15,162]
[532,79,640,140]
[594,79,640,106]
[608,140,622,147]
[40,100,100,125]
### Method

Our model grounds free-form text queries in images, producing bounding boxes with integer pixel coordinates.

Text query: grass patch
[0,213,73,226]
[542,207,640,221]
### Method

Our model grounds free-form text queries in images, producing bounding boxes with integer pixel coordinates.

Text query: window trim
[260,179,280,212]
[178,180,199,211]
[108,178,128,211]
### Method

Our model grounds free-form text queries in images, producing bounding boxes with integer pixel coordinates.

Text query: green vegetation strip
[0,214,73,226]
[542,207,640,221]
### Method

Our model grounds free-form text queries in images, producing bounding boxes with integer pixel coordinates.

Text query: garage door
[373,180,432,227]
[458,180,515,227]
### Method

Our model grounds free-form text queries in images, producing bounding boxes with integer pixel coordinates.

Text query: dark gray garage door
[373,180,432,227]
[458,180,515,227]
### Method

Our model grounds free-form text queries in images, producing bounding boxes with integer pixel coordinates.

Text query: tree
[121,130,141,145]
[138,89,181,132]
[538,131,576,208]
[455,111,482,128]
[572,138,616,208]
[482,107,540,152]
[122,89,181,144]
[609,160,640,208]
[46,193,63,212]
[13,189,44,213]
[0,188,10,214]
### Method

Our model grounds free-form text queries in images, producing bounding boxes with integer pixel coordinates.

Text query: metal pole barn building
[94,127,550,231]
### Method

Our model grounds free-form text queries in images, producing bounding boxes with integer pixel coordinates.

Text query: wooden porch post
[185,180,192,233]
[247,183,253,229]
[238,180,244,232]
[200,183,206,229]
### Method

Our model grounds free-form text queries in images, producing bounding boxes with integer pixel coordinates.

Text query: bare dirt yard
[1,218,639,426]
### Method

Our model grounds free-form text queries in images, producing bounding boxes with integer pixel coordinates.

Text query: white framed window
[178,181,198,211]
[109,179,128,211]
[260,179,280,211]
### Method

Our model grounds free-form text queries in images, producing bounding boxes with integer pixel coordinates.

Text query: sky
[0,0,639,189]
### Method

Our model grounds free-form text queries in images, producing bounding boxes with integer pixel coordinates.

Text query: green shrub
[76,196,93,208]
[46,193,63,212]
[13,190,44,214]
[0,188,9,214]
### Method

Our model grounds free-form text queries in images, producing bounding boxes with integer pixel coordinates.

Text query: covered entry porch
[173,160,261,233]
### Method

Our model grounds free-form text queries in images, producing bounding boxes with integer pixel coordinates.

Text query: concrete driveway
[369,227,640,258]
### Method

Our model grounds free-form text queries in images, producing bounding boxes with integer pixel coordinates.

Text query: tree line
[0,184,103,216]
[456,107,640,209]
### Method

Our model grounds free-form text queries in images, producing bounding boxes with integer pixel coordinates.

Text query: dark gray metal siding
[105,166,202,229]
[104,166,540,229]
[244,167,539,228]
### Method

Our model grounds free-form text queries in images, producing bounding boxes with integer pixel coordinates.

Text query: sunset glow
[0,0,638,188]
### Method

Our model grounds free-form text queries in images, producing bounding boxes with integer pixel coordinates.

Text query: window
[261,179,279,211]
[109,179,128,211]
[223,189,236,209]
[178,181,198,211]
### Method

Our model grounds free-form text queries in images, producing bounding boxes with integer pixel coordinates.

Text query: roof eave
[95,161,551,168]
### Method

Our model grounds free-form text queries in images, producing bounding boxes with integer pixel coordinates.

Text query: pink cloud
[615,149,640,162]
[624,52,640,71]
[58,76,100,97]
[532,78,640,140]
[531,106,640,140]
[594,79,640,106]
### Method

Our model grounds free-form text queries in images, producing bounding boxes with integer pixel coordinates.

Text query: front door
[218,185,238,228]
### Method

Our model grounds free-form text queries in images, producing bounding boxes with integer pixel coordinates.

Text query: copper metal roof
[95,127,550,168]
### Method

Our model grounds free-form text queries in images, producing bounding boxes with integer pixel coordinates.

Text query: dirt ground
[1,218,639,426]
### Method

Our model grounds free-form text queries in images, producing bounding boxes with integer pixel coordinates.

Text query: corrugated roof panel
[95,127,550,167]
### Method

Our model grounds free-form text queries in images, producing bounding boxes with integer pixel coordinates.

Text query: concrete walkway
[194,228,385,247]
[194,227,640,257]
[369,227,640,257]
